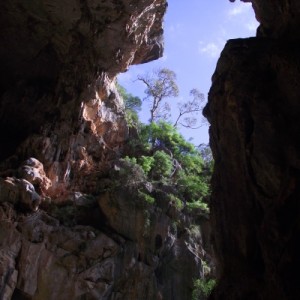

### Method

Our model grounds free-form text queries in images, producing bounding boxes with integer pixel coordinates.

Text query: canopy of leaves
[140,121,195,157]
[125,121,211,211]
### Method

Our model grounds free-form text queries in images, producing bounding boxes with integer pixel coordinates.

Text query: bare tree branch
[173,88,205,129]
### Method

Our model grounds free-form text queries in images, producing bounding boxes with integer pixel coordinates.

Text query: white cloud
[198,41,223,59]
[227,2,251,17]
[225,2,258,37]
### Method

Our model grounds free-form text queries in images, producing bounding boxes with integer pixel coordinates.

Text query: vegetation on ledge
[113,70,216,299]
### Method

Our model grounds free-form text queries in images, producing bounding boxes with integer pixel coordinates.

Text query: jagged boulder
[18,157,52,194]
[0,178,42,212]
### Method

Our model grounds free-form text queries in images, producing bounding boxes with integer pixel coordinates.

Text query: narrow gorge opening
[1,1,300,300]
[118,0,259,145]
[116,2,258,297]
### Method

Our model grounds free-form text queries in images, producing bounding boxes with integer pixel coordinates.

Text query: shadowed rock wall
[205,0,300,299]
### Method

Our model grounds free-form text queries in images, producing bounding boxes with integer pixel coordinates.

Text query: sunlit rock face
[0,1,212,299]
[0,0,166,192]
[204,0,300,299]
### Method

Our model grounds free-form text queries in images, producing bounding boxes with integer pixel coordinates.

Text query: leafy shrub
[117,157,146,188]
[151,150,173,180]
[123,156,137,164]
[177,172,209,201]
[138,155,155,175]
[125,109,140,128]
[117,82,142,129]
[168,193,184,210]
[138,190,155,205]
[192,278,216,300]
[140,121,194,157]
[186,201,209,213]
[178,152,204,174]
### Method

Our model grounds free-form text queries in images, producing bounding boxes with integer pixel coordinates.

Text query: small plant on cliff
[192,278,216,300]
[138,190,155,205]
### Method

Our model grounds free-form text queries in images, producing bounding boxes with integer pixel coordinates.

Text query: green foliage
[177,172,209,202]
[114,83,213,215]
[140,121,194,156]
[138,190,155,205]
[116,82,142,112]
[114,76,215,299]
[178,153,204,174]
[151,150,173,179]
[202,259,211,276]
[188,224,201,240]
[116,82,142,128]
[138,156,155,175]
[122,120,212,212]
[192,278,216,300]
[168,193,184,210]
[123,156,137,164]
[117,157,146,188]
[125,109,140,128]
[186,200,209,213]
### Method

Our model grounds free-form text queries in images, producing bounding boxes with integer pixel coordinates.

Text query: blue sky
[118,0,259,145]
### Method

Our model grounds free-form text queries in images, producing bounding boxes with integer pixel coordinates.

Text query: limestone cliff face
[0,1,211,299]
[205,0,300,299]
[0,0,166,193]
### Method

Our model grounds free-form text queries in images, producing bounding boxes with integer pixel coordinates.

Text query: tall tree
[137,68,179,123]
[137,68,205,129]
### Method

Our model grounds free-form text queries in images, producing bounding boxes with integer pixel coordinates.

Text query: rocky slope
[205,0,300,299]
[0,1,211,299]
